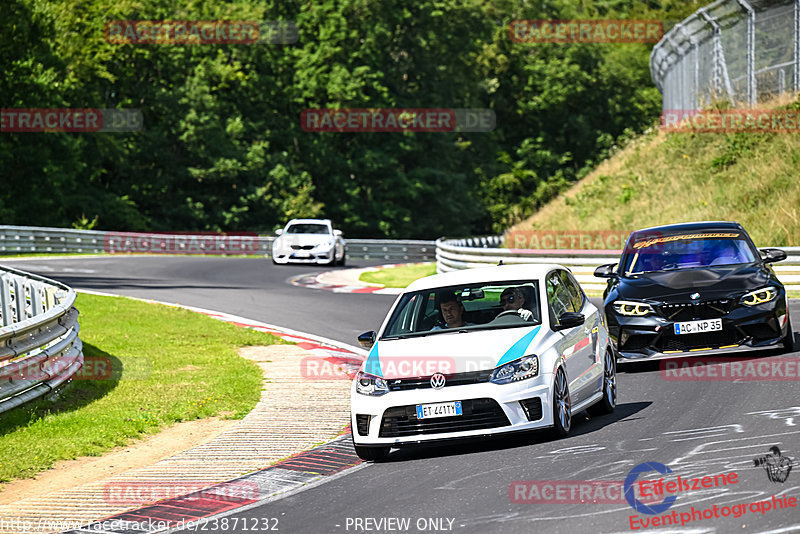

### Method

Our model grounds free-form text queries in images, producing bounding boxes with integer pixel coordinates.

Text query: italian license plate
[291,253,311,259]
[673,318,722,335]
[416,401,462,420]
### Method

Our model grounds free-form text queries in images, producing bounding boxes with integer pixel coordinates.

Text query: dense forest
[1,0,699,238]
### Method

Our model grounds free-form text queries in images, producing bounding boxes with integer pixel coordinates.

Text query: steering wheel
[497,309,521,318]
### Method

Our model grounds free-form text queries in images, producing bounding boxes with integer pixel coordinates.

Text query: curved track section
[8,256,800,534]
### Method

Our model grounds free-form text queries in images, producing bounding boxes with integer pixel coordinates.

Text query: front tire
[552,368,571,437]
[589,348,616,415]
[783,315,795,353]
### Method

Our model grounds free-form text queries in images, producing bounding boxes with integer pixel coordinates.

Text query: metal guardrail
[650,0,800,111]
[344,239,436,262]
[436,237,800,291]
[0,226,108,254]
[0,226,437,262]
[0,265,83,415]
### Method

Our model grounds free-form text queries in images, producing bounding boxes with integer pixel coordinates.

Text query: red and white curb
[62,291,370,534]
[289,263,423,295]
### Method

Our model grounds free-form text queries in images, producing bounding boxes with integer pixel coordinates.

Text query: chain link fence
[651,0,800,110]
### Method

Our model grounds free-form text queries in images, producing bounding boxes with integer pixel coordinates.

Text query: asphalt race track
[8,256,800,534]
[7,256,392,345]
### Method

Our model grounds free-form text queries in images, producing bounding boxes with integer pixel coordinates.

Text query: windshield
[622,231,757,275]
[381,280,541,339]
[286,223,330,235]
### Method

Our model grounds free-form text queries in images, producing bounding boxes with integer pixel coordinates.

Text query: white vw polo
[351,264,617,461]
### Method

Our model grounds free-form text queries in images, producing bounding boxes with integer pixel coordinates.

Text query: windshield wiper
[382,333,429,340]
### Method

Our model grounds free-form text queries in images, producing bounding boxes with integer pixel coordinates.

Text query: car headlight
[313,240,334,250]
[490,355,539,384]
[613,300,655,316]
[740,287,778,306]
[355,371,389,396]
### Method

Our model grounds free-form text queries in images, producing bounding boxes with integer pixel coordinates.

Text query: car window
[546,271,574,322]
[380,279,541,339]
[559,270,584,312]
[622,231,757,274]
[286,224,330,234]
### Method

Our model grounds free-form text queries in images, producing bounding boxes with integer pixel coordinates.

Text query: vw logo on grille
[430,373,446,389]
[690,293,701,300]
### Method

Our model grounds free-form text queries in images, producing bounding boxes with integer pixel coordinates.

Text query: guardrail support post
[795,0,800,92]
[737,0,756,106]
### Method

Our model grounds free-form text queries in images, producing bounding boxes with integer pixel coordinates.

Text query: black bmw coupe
[595,221,793,359]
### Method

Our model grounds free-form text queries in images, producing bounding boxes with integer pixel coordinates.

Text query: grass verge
[0,293,287,483]
[508,98,800,246]
[359,263,437,288]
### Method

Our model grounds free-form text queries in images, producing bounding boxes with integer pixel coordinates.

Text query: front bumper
[607,299,789,360]
[350,374,555,447]
[272,247,334,264]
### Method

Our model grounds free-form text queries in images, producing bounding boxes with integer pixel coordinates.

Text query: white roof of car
[406,264,568,291]
[286,218,332,225]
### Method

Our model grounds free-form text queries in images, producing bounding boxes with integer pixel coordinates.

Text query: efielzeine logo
[754,446,793,483]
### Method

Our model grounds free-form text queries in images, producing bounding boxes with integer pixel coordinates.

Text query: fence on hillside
[651,0,800,110]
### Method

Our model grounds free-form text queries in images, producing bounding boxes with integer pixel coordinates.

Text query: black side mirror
[761,248,787,264]
[358,330,376,349]
[555,312,585,331]
[594,263,618,278]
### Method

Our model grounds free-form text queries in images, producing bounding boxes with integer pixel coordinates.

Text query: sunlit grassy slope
[508,99,800,246]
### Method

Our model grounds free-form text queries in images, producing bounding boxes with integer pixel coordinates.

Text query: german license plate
[674,318,722,335]
[416,401,462,420]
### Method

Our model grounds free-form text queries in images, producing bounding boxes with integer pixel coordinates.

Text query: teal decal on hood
[364,342,382,377]
[495,325,541,367]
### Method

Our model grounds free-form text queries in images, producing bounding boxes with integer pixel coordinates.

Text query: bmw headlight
[314,240,334,250]
[613,300,655,317]
[490,355,539,384]
[740,287,778,306]
[355,371,389,396]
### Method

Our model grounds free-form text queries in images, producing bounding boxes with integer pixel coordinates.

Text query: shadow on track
[380,401,651,463]
[617,345,790,375]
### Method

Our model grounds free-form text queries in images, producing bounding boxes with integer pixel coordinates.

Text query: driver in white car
[500,287,534,321]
